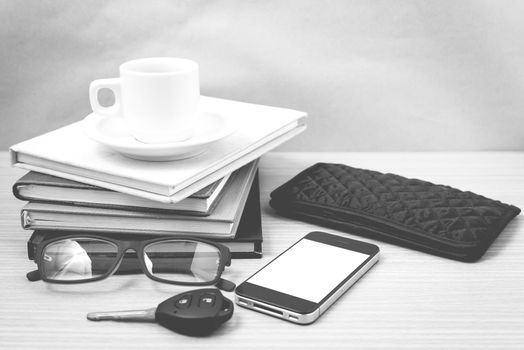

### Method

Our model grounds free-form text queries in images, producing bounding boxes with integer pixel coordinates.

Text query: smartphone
[235,231,379,324]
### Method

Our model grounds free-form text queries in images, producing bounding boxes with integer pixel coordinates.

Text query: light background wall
[2,0,524,151]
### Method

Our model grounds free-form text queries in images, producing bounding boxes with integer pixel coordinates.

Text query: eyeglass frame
[28,234,233,287]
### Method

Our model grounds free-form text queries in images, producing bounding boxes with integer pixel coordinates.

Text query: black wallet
[270,163,520,262]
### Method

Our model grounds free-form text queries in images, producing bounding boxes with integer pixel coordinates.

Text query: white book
[10,96,307,203]
[21,161,259,238]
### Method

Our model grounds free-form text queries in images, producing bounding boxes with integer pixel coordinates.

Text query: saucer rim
[84,110,235,151]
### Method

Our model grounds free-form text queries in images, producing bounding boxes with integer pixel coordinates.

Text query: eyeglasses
[26,234,236,291]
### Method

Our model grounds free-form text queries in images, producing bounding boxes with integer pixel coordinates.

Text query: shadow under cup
[41,238,221,284]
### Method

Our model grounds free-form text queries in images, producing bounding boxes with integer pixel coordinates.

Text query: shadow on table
[479,217,523,262]
[45,278,139,294]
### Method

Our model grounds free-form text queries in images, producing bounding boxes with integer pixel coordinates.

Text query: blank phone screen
[247,238,369,303]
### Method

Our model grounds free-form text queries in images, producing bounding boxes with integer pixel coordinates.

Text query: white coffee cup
[89,57,199,143]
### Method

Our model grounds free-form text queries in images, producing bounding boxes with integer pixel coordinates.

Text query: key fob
[155,288,234,336]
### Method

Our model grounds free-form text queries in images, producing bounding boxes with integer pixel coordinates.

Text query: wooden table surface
[1,152,523,349]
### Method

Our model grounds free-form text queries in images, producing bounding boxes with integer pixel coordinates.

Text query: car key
[87,288,234,336]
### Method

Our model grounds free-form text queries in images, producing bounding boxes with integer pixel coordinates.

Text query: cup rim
[120,57,198,76]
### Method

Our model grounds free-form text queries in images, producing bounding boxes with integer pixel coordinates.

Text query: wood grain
[1,152,523,349]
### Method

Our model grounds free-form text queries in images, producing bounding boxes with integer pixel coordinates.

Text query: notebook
[10,96,307,203]
[13,171,230,216]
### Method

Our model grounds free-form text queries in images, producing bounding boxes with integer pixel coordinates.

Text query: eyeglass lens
[143,240,221,283]
[42,238,118,281]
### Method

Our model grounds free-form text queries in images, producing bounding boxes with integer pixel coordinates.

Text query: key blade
[87,307,156,322]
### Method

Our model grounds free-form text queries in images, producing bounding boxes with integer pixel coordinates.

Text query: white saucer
[83,111,235,161]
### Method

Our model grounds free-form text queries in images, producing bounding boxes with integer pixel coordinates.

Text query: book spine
[12,184,25,201]
[21,210,32,229]
[27,231,263,260]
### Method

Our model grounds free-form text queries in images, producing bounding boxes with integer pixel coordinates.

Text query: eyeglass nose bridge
[111,244,151,277]
[120,241,141,251]
[121,246,155,275]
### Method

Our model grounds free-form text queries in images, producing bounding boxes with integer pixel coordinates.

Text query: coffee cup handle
[89,78,122,117]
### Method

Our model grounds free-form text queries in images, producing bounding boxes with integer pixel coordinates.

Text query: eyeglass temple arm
[26,270,42,282]
[216,251,235,291]
[217,278,235,292]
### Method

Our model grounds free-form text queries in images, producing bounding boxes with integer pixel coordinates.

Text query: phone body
[235,231,379,324]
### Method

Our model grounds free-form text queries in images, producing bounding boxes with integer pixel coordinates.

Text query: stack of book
[16,162,262,258]
[10,96,307,260]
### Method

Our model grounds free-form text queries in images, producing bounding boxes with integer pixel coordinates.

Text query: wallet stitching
[323,165,512,239]
[279,207,475,258]
[274,163,519,247]
[279,199,478,248]
[302,171,476,246]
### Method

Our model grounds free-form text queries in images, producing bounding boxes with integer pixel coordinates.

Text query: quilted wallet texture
[270,163,520,262]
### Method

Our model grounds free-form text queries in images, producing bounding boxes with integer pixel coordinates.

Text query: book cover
[10,96,307,203]
[27,174,263,259]
[21,161,258,238]
[13,171,231,216]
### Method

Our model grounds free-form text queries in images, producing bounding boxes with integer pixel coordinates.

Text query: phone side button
[236,298,249,307]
